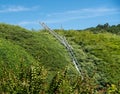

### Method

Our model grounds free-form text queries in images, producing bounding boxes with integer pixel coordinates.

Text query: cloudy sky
[0,0,120,30]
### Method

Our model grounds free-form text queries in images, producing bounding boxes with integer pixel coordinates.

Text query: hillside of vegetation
[0,23,120,93]
[0,23,77,78]
[58,30,120,84]
[0,38,36,76]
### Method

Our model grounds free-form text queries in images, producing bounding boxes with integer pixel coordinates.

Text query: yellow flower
[107,84,117,93]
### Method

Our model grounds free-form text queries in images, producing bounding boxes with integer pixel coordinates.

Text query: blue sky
[0,0,120,30]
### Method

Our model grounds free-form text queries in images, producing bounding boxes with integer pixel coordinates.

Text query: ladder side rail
[41,23,65,45]
[41,23,64,41]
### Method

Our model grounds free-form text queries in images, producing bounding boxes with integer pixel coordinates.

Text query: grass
[0,38,36,77]
[0,23,120,93]
[0,23,77,81]
[61,30,120,84]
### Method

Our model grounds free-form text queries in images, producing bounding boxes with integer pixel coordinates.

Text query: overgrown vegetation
[0,23,120,93]
[0,38,35,77]
[0,63,120,93]
[0,23,77,79]
[61,30,120,84]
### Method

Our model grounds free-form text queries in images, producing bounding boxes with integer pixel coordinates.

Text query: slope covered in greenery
[0,23,77,79]
[0,38,36,77]
[0,23,120,93]
[56,29,120,84]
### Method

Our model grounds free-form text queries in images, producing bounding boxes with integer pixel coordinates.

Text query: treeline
[86,23,120,34]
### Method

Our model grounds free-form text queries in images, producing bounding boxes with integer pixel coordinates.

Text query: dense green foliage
[0,23,76,77]
[0,64,120,93]
[0,23,120,93]
[60,30,120,84]
[0,38,36,77]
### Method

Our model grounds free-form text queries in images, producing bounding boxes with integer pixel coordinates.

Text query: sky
[0,0,120,30]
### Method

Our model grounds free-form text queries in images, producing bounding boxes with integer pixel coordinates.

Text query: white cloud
[18,21,38,25]
[13,7,120,27]
[0,5,38,13]
[44,7,120,24]
[48,7,119,16]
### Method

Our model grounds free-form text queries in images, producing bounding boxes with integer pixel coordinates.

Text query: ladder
[40,22,83,79]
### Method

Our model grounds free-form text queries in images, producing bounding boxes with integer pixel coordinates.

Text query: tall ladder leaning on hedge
[40,22,83,80]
